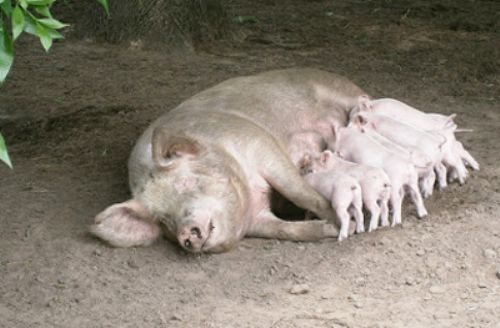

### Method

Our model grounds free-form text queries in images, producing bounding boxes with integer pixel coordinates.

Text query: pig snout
[178,222,212,252]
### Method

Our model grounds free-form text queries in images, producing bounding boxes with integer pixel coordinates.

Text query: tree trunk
[74,0,230,50]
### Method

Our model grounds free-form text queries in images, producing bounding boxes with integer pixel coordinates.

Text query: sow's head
[91,127,247,253]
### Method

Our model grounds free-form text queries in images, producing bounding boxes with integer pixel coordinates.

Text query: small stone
[354,301,363,309]
[483,249,497,260]
[478,282,488,289]
[170,315,182,321]
[416,249,426,257]
[127,259,139,269]
[496,270,500,279]
[93,249,102,257]
[289,284,310,295]
[429,285,445,294]
[405,276,415,286]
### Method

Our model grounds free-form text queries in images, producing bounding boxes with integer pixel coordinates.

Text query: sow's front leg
[247,212,338,241]
[245,136,339,240]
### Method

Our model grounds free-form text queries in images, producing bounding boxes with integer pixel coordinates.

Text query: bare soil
[1,1,499,327]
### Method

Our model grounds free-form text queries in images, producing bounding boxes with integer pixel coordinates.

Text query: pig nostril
[184,238,192,249]
[190,227,202,239]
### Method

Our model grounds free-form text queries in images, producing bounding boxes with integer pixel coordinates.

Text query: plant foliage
[0,0,108,168]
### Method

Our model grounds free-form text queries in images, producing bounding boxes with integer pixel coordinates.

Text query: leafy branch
[0,0,109,169]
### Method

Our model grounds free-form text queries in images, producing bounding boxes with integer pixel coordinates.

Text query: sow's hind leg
[90,200,161,247]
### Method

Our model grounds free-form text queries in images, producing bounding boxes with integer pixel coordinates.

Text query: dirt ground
[1,0,499,327]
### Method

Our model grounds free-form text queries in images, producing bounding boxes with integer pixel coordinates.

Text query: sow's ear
[90,200,161,247]
[152,127,200,169]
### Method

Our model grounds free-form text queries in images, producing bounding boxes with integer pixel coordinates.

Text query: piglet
[334,125,428,226]
[351,112,448,195]
[303,168,364,241]
[302,150,391,232]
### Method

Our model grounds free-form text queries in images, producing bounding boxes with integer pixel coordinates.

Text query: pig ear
[90,200,161,247]
[443,114,457,130]
[352,114,368,127]
[152,128,201,169]
[298,153,312,170]
[358,95,372,112]
[320,150,333,165]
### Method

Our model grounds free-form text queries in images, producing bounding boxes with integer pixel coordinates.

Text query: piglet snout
[178,224,207,252]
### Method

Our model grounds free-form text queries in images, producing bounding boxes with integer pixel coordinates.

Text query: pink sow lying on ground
[89,69,479,253]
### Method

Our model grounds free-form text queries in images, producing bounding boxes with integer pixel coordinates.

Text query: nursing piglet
[334,126,428,226]
[351,112,448,195]
[303,168,364,241]
[302,150,391,231]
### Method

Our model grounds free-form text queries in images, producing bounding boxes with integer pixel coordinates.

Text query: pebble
[429,285,445,294]
[405,276,415,286]
[416,249,426,257]
[483,249,497,260]
[289,284,310,295]
[92,249,102,257]
[496,270,500,279]
[127,259,139,269]
[170,315,182,321]
[478,282,488,289]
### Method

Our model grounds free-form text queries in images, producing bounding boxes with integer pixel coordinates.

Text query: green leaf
[0,23,14,84]
[26,0,55,5]
[0,0,12,15]
[47,28,62,39]
[34,5,52,17]
[23,15,37,36]
[0,0,5,5]
[12,6,25,41]
[0,133,13,169]
[35,22,52,52]
[96,0,109,16]
[38,17,68,30]
[19,0,28,10]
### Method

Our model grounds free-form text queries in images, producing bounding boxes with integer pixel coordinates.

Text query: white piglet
[351,112,448,195]
[334,125,428,226]
[303,168,364,241]
[356,95,478,185]
[302,150,391,231]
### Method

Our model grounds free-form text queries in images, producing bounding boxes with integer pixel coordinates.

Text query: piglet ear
[351,113,368,128]
[320,150,333,165]
[358,95,372,112]
[443,114,457,130]
[298,153,312,171]
[152,127,201,169]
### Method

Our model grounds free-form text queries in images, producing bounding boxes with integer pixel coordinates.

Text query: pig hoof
[418,211,428,218]
[356,226,365,234]
[338,232,348,242]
